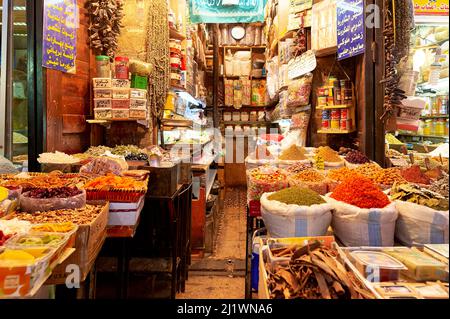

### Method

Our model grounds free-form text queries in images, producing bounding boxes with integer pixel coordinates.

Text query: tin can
[322,110,330,119]
[326,96,334,106]
[330,119,340,129]
[340,118,347,130]
[317,87,326,96]
[331,109,341,120]
[340,109,348,119]
[318,96,327,106]
[322,119,330,129]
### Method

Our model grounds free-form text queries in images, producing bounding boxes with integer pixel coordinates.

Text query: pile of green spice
[267,187,326,206]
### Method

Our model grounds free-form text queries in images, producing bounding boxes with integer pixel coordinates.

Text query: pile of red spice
[400,165,431,185]
[330,176,390,208]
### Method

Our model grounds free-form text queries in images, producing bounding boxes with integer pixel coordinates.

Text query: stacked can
[330,109,340,129]
[340,108,349,130]
[169,39,181,86]
[322,110,330,129]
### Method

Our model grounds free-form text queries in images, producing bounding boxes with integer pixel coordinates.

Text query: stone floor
[177,187,247,299]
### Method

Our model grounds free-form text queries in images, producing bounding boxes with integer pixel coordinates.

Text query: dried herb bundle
[86,0,124,58]
[266,242,374,299]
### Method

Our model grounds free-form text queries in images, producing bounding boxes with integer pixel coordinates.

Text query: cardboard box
[45,203,109,285]
[111,99,130,109]
[112,109,129,120]
[94,98,112,109]
[93,88,112,99]
[130,98,147,109]
[94,108,112,120]
[112,88,130,99]
[112,79,130,88]
[130,89,147,99]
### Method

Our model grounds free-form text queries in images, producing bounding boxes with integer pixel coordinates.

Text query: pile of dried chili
[400,165,431,185]
[330,176,390,209]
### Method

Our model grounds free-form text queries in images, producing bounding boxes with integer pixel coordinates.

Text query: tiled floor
[177,187,247,299]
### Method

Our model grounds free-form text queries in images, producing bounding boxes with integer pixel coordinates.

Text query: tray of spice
[83,174,148,202]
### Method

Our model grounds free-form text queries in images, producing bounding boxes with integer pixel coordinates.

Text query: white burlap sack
[324,196,398,246]
[260,192,332,238]
[394,200,449,245]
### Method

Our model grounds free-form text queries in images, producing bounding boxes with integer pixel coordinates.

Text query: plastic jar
[115,56,129,79]
[96,55,111,78]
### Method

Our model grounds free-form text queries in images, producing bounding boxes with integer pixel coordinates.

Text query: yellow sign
[413,0,449,16]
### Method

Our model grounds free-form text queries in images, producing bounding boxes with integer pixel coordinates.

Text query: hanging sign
[413,0,449,16]
[189,0,266,24]
[336,0,365,61]
[288,50,317,80]
[42,0,77,73]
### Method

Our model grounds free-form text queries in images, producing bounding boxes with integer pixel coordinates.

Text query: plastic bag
[287,73,313,107]
[19,190,86,213]
[324,196,398,246]
[261,192,332,237]
[394,200,449,245]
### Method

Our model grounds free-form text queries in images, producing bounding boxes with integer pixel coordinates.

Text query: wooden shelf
[279,30,297,42]
[169,27,186,41]
[314,46,338,57]
[420,115,449,119]
[317,129,356,134]
[316,104,352,110]
[220,45,266,50]
[222,121,269,126]
[161,118,193,128]
[397,133,449,139]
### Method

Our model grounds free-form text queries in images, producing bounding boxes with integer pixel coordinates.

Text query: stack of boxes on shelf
[92,57,148,121]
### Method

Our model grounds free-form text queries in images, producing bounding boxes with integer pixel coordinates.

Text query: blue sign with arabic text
[42,0,77,73]
[189,0,266,24]
[337,0,365,60]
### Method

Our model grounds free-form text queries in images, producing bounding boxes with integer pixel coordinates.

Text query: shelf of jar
[316,104,352,110]
[317,129,356,134]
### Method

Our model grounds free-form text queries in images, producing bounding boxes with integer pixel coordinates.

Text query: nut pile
[352,163,382,178]
[286,162,312,174]
[369,168,407,187]
[9,204,105,225]
[345,151,371,164]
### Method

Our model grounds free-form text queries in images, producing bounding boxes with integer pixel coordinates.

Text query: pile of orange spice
[330,176,390,209]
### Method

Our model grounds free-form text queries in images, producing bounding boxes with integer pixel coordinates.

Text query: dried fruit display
[83,174,148,191]
[27,187,82,199]
[330,176,390,209]
[266,242,374,299]
[390,183,448,211]
[369,168,407,187]
[429,173,449,199]
[0,173,92,192]
[79,157,123,176]
[345,151,371,164]
[85,146,112,157]
[247,167,289,202]
[31,222,76,233]
[0,230,13,246]
[352,163,383,178]
[285,162,313,174]
[9,204,105,225]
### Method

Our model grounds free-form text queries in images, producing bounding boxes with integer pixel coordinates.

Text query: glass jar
[95,55,110,78]
[423,120,432,135]
[114,56,129,79]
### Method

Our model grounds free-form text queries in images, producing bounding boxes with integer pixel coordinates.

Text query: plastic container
[223,112,232,121]
[111,99,130,109]
[350,250,407,282]
[95,55,111,78]
[92,78,112,88]
[112,88,130,99]
[241,112,249,121]
[114,56,129,79]
[112,109,129,119]
[93,88,112,99]
[94,108,112,119]
[131,74,148,89]
[130,98,147,109]
[112,79,130,88]
[232,112,241,121]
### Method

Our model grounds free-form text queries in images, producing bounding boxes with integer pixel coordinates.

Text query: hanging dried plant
[86,0,124,58]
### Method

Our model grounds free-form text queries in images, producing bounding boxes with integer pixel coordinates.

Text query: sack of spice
[260,187,332,237]
[246,166,289,203]
[288,169,329,195]
[325,176,398,246]
[390,183,448,245]
[277,145,311,168]
[315,146,344,168]
[325,167,364,192]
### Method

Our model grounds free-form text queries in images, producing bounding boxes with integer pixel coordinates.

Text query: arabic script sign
[413,0,449,15]
[337,0,365,61]
[42,0,77,73]
[189,0,265,23]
